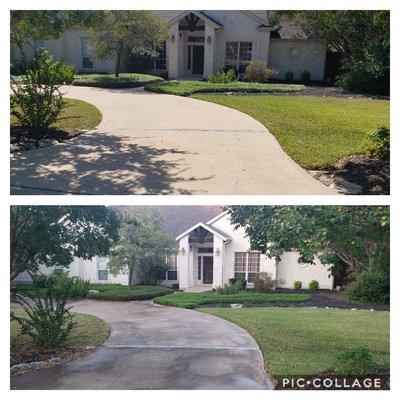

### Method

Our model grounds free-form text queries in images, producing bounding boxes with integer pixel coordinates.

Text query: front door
[202,256,213,284]
[192,45,204,75]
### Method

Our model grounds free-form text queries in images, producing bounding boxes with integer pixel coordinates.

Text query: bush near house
[368,126,390,160]
[244,60,277,83]
[72,73,163,88]
[308,280,319,291]
[293,280,302,290]
[145,80,305,96]
[154,291,311,309]
[207,69,237,83]
[87,285,173,301]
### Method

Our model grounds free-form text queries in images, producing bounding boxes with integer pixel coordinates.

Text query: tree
[10,206,119,281]
[227,206,389,299]
[108,210,176,287]
[267,11,389,94]
[11,10,106,57]
[89,10,168,77]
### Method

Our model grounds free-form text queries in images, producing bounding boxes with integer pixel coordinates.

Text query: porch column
[177,235,191,289]
[203,24,216,78]
[213,236,224,288]
[167,22,179,79]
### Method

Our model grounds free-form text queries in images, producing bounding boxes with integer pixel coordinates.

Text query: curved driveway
[11,300,272,390]
[11,86,335,195]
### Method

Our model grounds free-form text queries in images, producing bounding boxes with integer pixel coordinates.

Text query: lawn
[72,73,163,88]
[87,285,173,301]
[153,291,311,309]
[11,98,102,134]
[201,307,390,377]
[11,309,110,365]
[192,94,390,170]
[145,80,305,96]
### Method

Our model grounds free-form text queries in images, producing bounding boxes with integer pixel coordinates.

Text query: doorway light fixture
[215,248,220,256]
[171,34,175,43]
[180,247,185,255]
[207,36,212,44]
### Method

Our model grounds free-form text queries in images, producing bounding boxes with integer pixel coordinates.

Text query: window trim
[154,42,167,70]
[224,41,253,70]
[234,251,260,283]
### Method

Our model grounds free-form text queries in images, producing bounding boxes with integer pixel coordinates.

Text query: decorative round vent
[288,46,301,59]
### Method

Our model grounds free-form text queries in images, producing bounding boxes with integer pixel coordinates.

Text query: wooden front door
[202,256,213,284]
[192,45,204,75]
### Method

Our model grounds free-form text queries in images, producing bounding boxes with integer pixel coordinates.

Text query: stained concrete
[11,300,273,390]
[10,86,335,195]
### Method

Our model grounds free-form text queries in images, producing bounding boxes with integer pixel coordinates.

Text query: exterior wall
[209,11,271,73]
[11,29,116,73]
[268,38,327,81]
[177,235,191,289]
[276,252,333,290]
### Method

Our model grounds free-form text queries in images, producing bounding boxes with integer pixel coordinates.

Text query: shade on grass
[192,94,390,169]
[73,73,162,88]
[87,285,173,301]
[153,291,311,309]
[145,80,305,96]
[10,98,102,134]
[11,309,110,348]
[201,307,390,376]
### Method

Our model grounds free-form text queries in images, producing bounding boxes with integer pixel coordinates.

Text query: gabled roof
[175,222,231,242]
[206,210,229,225]
[165,10,224,29]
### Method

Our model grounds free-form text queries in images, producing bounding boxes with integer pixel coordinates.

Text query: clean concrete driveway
[11,300,273,390]
[11,86,334,195]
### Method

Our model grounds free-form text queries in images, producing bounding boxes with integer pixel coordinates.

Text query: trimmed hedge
[87,285,173,301]
[153,291,311,309]
[144,80,305,96]
[72,73,162,88]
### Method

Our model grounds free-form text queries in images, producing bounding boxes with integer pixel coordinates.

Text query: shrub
[10,273,77,348]
[308,280,319,291]
[293,280,302,290]
[216,279,246,295]
[368,126,390,160]
[52,270,90,298]
[10,50,75,131]
[87,285,173,301]
[244,60,277,83]
[253,272,276,293]
[334,347,377,376]
[207,69,237,83]
[346,270,389,304]
[284,71,294,83]
[228,278,246,290]
[300,70,311,84]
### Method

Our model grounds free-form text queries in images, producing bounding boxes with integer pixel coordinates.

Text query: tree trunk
[128,269,133,289]
[115,42,123,78]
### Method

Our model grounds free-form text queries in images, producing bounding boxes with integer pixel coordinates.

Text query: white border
[2,1,398,399]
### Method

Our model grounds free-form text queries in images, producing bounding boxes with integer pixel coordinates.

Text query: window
[234,251,260,283]
[155,42,166,70]
[198,246,213,254]
[225,41,253,71]
[167,254,177,269]
[98,270,108,281]
[81,37,93,69]
[167,270,178,281]
[187,45,192,70]
[197,256,202,280]
[188,36,204,43]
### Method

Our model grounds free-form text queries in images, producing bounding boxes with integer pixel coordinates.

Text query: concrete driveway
[11,300,273,390]
[10,86,334,195]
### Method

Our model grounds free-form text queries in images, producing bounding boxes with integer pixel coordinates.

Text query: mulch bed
[11,343,92,368]
[334,155,389,195]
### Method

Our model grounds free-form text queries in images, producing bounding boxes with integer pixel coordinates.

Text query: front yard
[201,306,390,379]
[192,94,390,170]
[153,291,310,309]
[11,309,110,366]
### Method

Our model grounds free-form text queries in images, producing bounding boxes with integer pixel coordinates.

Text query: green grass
[11,309,110,348]
[73,73,163,88]
[11,98,102,134]
[192,94,390,169]
[145,80,305,96]
[201,307,390,377]
[153,291,311,309]
[87,285,173,301]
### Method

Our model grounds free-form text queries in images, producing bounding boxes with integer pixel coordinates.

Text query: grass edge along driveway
[153,291,310,309]
[192,94,390,170]
[200,306,390,378]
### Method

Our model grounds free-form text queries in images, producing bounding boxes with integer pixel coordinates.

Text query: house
[11,10,327,81]
[14,209,333,291]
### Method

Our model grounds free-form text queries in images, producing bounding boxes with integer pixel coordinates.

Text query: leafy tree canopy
[227,206,389,275]
[10,206,119,281]
[108,209,176,286]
